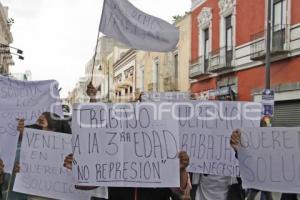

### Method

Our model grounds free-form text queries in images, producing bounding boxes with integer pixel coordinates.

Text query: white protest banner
[13,129,97,200]
[239,127,300,193]
[181,129,239,177]
[72,102,180,187]
[179,101,262,176]
[0,75,63,173]
[99,0,179,52]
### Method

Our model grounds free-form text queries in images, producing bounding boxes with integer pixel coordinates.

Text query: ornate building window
[197,7,212,72]
[219,0,236,67]
[271,0,290,51]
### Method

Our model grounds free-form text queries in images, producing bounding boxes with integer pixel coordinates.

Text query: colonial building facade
[0,2,13,75]
[135,13,191,95]
[189,0,300,126]
[113,49,136,102]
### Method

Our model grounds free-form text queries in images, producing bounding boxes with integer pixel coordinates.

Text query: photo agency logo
[74,101,262,128]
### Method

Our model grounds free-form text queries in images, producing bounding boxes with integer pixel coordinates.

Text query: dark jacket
[108,187,179,200]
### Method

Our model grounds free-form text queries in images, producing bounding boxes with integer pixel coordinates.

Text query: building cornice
[218,0,236,16]
[198,7,212,29]
[113,49,136,68]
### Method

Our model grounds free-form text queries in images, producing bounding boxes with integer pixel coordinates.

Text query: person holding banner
[230,129,300,200]
[14,113,60,200]
[193,99,240,200]
[64,151,192,200]
[230,129,274,200]
[7,112,71,200]
[230,113,281,200]
[2,118,28,200]
[17,112,108,200]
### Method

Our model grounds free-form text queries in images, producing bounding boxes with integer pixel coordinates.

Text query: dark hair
[41,112,58,131]
[41,112,72,134]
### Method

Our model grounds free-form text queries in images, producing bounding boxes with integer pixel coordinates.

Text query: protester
[15,112,107,200]
[173,151,192,200]
[1,113,53,200]
[192,174,232,200]
[231,128,300,200]
[14,112,68,200]
[2,118,29,200]
[230,129,274,200]
[3,112,72,200]
[64,151,192,200]
[192,95,240,200]
[231,114,280,200]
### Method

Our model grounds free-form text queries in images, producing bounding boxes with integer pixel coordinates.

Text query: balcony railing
[189,56,200,66]
[189,56,209,78]
[209,47,233,72]
[250,24,290,60]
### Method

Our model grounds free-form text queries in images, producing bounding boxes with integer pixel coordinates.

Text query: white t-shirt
[195,174,231,200]
[27,196,53,200]
[90,187,108,199]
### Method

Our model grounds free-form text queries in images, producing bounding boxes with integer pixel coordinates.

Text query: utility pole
[261,0,274,127]
[265,0,272,89]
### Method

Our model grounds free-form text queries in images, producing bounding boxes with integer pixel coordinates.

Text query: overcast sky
[2,0,191,98]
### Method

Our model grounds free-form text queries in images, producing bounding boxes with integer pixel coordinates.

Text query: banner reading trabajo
[72,102,180,188]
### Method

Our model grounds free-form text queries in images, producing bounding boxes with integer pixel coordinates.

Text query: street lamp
[0,43,24,60]
[0,43,24,76]
[10,52,24,60]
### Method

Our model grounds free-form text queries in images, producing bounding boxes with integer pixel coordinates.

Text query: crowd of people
[0,83,298,200]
